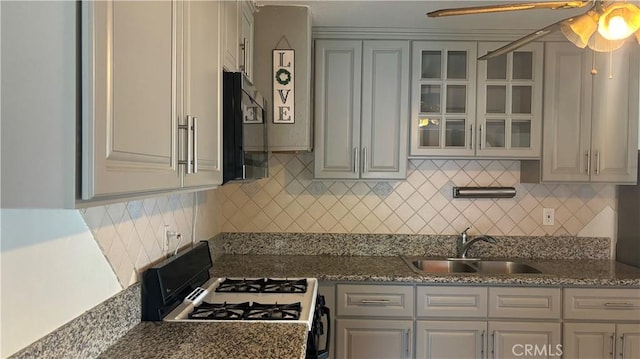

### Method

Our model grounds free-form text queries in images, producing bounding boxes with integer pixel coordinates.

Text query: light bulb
[605,15,633,39]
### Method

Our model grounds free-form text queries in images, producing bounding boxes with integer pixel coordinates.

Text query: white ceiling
[254,0,589,31]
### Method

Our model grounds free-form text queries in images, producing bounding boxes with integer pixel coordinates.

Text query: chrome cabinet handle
[620,334,625,358]
[480,330,485,356]
[359,299,391,304]
[469,124,473,149]
[492,331,496,359]
[604,302,635,308]
[586,150,591,175]
[610,333,615,357]
[239,38,247,72]
[353,147,358,173]
[178,116,195,174]
[404,329,410,359]
[595,150,600,175]
[192,116,198,174]
[479,124,484,150]
[362,147,367,173]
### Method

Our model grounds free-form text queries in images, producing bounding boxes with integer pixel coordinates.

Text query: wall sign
[273,49,294,124]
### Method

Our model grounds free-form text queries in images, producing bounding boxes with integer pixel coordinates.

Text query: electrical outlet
[164,225,175,253]
[543,208,555,226]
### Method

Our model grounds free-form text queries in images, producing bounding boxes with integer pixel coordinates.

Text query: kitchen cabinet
[410,41,542,159]
[416,286,561,359]
[540,42,639,184]
[222,0,254,79]
[563,288,640,358]
[82,0,221,201]
[335,284,413,359]
[410,41,478,157]
[314,39,409,180]
[476,42,543,158]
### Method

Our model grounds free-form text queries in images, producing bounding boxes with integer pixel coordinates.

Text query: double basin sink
[401,257,543,274]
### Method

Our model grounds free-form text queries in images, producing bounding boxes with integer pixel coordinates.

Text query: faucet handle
[461,226,471,236]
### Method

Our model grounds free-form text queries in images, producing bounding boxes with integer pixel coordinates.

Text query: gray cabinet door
[590,44,639,183]
[360,40,409,179]
[336,319,412,359]
[83,0,181,199]
[181,0,223,188]
[416,321,486,359]
[314,40,362,179]
[563,323,615,359]
[489,321,561,359]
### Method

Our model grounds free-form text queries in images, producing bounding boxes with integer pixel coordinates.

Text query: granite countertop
[212,254,640,287]
[97,322,308,359]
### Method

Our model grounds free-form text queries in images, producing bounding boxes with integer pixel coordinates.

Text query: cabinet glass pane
[421,85,441,113]
[485,120,505,148]
[487,54,507,79]
[419,117,440,147]
[513,52,533,80]
[446,85,466,113]
[445,119,466,147]
[512,86,532,114]
[511,120,531,148]
[447,51,467,79]
[422,50,442,79]
[486,85,506,113]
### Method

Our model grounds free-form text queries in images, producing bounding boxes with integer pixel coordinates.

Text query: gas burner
[263,278,308,293]
[215,278,265,293]
[188,301,250,320]
[245,302,302,320]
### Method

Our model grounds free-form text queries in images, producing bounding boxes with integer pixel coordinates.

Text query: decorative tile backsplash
[218,153,616,237]
[80,190,221,287]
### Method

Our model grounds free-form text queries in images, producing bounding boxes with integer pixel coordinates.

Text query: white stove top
[163,277,318,331]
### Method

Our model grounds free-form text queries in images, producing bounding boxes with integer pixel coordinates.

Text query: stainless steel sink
[402,257,542,274]
[409,259,477,273]
[472,260,542,274]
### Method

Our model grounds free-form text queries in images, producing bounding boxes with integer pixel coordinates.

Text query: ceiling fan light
[635,29,640,44]
[561,11,599,48]
[597,3,640,40]
[587,30,626,52]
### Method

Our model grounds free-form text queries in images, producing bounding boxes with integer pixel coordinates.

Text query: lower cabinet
[489,321,561,359]
[416,321,485,358]
[564,323,640,359]
[336,319,413,359]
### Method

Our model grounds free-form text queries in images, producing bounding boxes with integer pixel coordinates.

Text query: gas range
[162,277,319,330]
[141,242,329,358]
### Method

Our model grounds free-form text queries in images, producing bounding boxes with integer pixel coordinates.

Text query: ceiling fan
[427,0,640,59]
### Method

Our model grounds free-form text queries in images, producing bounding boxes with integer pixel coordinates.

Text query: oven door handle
[322,306,331,355]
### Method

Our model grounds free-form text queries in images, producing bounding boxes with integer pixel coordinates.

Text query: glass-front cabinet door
[476,42,543,158]
[410,41,477,156]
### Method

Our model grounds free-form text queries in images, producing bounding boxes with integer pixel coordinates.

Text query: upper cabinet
[222,0,254,79]
[80,0,222,203]
[541,42,639,184]
[410,41,543,159]
[410,41,477,157]
[476,42,543,158]
[314,40,409,180]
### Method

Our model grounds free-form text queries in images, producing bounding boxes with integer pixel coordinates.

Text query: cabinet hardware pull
[353,147,358,173]
[404,329,410,359]
[479,124,484,150]
[610,333,615,357]
[362,147,367,173]
[595,150,600,175]
[586,150,591,175]
[359,299,391,304]
[620,335,625,358]
[178,116,194,173]
[492,331,496,359]
[192,116,198,173]
[480,330,485,356]
[239,38,247,72]
[604,302,634,308]
[469,124,473,150]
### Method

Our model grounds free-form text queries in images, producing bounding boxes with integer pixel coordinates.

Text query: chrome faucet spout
[459,234,497,259]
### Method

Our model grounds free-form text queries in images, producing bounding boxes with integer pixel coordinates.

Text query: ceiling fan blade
[478,19,568,60]
[427,1,590,17]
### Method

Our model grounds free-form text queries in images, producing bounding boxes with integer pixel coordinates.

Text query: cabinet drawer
[489,287,561,319]
[564,288,640,321]
[336,284,414,317]
[417,286,487,318]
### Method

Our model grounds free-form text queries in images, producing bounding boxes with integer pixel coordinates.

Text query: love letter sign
[273,49,295,124]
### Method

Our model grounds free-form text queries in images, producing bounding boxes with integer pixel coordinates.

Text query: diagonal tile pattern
[219,154,617,237]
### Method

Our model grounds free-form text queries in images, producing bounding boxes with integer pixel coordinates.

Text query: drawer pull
[604,302,635,308]
[360,299,391,304]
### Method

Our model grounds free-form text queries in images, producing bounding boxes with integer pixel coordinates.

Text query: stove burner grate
[263,278,308,293]
[214,278,264,293]
[188,301,250,320]
[245,302,302,320]
[214,278,308,293]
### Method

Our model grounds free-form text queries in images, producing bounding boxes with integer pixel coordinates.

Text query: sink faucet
[458,227,497,259]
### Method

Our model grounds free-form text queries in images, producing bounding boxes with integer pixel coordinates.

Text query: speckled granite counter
[97,322,308,359]
[212,254,640,287]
